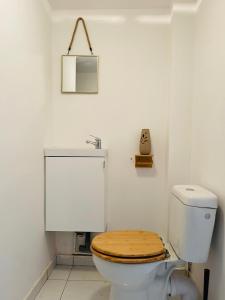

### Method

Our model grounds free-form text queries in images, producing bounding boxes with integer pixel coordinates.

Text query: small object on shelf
[135,128,153,168]
[139,129,151,155]
[135,155,153,168]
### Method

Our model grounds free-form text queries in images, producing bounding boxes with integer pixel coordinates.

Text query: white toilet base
[93,243,180,300]
[93,254,174,300]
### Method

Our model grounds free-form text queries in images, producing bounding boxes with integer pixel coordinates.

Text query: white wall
[46,10,171,250]
[168,13,194,190]
[0,1,55,299]
[190,0,225,298]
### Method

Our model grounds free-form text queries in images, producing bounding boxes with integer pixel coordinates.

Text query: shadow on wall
[207,205,224,299]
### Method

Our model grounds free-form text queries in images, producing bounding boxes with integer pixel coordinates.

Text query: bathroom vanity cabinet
[44,148,106,232]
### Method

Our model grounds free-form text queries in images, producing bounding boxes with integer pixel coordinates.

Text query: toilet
[91,185,218,300]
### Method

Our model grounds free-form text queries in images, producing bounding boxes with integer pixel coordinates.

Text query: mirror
[61,55,98,94]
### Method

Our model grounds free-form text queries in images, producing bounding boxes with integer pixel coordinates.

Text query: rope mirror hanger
[67,17,93,55]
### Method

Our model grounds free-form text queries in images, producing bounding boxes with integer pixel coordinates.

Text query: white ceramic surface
[169,185,217,263]
[61,281,110,300]
[49,266,72,280]
[44,148,107,157]
[35,280,66,300]
[68,266,105,281]
[35,266,109,300]
[93,243,179,300]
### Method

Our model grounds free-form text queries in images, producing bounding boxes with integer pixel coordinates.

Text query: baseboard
[23,257,56,300]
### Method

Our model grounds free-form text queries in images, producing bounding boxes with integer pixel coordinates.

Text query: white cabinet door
[45,157,105,232]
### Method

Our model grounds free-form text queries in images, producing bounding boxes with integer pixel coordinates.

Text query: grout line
[44,265,108,300]
[59,267,73,300]
[59,281,68,300]
[67,279,107,282]
[66,266,73,281]
[48,279,70,281]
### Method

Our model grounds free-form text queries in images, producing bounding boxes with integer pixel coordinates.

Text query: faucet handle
[90,135,101,141]
[86,135,101,149]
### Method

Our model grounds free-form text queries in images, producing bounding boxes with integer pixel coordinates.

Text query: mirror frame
[61,55,99,94]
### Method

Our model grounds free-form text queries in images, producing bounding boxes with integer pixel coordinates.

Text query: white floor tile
[35,280,66,300]
[61,281,110,300]
[49,265,72,280]
[68,266,105,281]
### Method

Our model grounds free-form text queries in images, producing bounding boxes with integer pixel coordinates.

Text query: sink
[44,148,107,157]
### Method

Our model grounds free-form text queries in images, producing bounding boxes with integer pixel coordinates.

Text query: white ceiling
[47,0,197,10]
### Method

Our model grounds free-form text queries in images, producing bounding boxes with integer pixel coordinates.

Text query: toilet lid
[91,246,166,264]
[91,231,166,264]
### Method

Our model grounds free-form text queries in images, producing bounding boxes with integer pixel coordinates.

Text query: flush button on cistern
[205,213,211,220]
[186,188,195,191]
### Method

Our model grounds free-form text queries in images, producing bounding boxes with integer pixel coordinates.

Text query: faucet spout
[86,135,102,149]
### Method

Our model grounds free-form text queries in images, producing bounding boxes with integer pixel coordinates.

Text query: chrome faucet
[86,135,102,149]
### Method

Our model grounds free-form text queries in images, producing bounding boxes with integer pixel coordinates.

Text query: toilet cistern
[86,135,102,149]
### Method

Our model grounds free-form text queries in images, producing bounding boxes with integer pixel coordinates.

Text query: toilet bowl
[91,231,179,300]
[91,185,218,300]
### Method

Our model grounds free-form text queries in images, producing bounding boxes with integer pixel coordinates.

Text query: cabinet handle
[103,160,106,168]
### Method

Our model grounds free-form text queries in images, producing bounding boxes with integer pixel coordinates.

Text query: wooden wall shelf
[135,155,153,168]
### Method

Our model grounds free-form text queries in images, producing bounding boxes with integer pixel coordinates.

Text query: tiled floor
[35,265,110,300]
[36,265,180,300]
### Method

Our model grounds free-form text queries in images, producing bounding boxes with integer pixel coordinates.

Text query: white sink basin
[44,148,107,157]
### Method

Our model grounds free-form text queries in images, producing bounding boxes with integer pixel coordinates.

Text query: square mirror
[61,55,98,94]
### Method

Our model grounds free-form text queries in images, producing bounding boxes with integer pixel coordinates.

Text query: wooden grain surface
[91,230,165,258]
[91,246,166,264]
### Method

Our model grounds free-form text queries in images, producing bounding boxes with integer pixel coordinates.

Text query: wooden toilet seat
[91,231,167,264]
